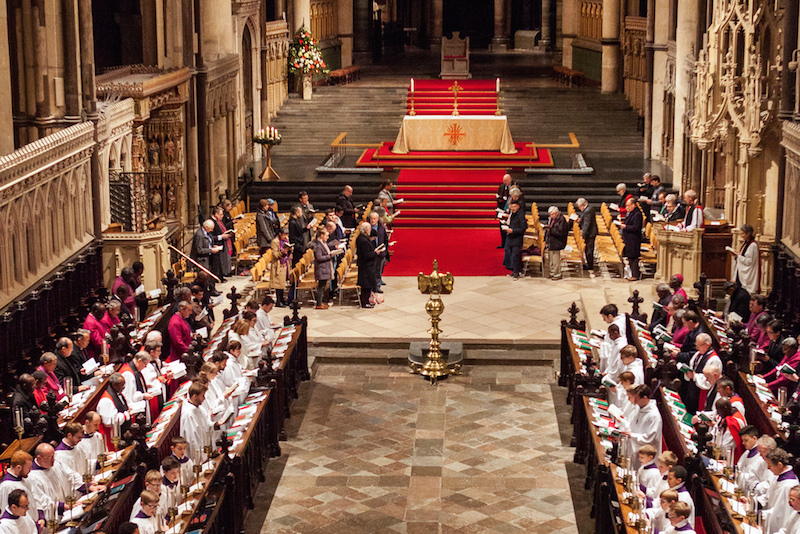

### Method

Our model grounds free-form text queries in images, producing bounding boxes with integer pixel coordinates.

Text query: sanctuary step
[261,78,651,215]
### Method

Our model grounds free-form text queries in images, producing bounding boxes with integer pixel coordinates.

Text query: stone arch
[6,201,25,286]
[31,186,49,262]
[109,141,120,174]
[60,170,75,246]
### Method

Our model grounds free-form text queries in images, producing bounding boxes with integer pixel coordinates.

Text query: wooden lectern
[654,223,732,288]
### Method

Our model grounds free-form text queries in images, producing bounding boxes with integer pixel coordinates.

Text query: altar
[392,115,517,154]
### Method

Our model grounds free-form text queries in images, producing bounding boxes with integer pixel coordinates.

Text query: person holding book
[670,311,704,364]
[754,313,775,351]
[619,385,662,469]
[600,303,628,340]
[611,345,644,386]
[723,281,751,323]
[606,371,636,419]
[746,294,770,345]
[761,338,800,394]
[503,201,526,280]
[760,319,786,376]
[678,333,720,413]
[731,223,760,295]
[649,284,673,330]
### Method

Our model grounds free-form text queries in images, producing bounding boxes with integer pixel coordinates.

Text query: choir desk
[391,115,517,154]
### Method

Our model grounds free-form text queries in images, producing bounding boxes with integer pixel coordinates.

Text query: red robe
[167,313,192,363]
[83,313,106,360]
[100,311,120,333]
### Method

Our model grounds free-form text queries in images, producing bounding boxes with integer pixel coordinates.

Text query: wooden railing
[579,1,603,41]
[311,0,337,41]
[622,16,647,117]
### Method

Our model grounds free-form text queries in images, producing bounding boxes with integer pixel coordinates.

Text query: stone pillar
[540,0,552,49]
[78,0,101,236]
[353,0,372,64]
[0,0,14,155]
[32,0,52,137]
[183,0,199,226]
[643,0,655,157]
[780,0,798,118]
[141,0,158,65]
[649,0,669,161]
[62,0,81,118]
[293,0,311,31]
[601,0,621,92]
[492,0,510,50]
[338,0,354,66]
[203,0,234,59]
[561,0,578,66]
[673,0,697,183]
[428,0,443,50]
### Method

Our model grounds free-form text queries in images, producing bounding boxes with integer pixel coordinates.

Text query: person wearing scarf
[96,373,132,451]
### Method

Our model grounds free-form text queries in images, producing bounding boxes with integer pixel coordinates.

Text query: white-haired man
[546,206,568,280]
[680,190,704,231]
[576,198,597,271]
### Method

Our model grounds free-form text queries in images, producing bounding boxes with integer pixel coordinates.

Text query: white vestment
[179,401,214,460]
[734,240,760,295]
[26,461,82,515]
[0,476,41,524]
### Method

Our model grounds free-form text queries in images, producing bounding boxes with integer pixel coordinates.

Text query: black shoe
[276,301,286,308]
[209,290,221,297]
[381,281,386,286]
[374,288,384,293]
[362,303,375,308]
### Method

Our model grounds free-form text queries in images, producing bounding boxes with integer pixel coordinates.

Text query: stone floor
[279,274,661,345]
[244,363,580,534]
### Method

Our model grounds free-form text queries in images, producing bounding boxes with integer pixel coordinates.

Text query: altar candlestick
[496,78,500,93]
[411,78,414,93]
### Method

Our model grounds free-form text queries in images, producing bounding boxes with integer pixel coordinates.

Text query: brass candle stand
[410,261,458,385]
[732,487,744,519]
[409,93,416,116]
[96,452,107,472]
[46,515,59,532]
[449,81,462,116]
[193,463,202,490]
[203,444,214,474]
[64,493,78,527]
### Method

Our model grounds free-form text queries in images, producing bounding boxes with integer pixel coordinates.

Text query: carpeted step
[399,209,494,218]
[400,193,497,201]
[393,218,498,228]
[402,200,496,208]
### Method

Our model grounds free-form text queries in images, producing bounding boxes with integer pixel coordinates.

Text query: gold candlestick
[193,464,202,490]
[410,261,458,385]
[449,81,462,116]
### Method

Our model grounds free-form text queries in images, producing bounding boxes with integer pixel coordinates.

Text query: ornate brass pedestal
[410,260,459,385]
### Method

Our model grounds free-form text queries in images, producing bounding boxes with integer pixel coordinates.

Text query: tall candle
[496,77,500,93]
[410,78,414,93]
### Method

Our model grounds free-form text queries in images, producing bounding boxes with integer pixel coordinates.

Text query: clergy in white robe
[666,467,695,527]
[255,301,277,346]
[733,226,760,295]
[179,381,214,461]
[228,323,263,371]
[54,421,89,481]
[26,444,84,516]
[763,449,799,534]
[0,490,37,534]
[130,470,170,523]
[738,428,770,494]
[611,346,644,385]
[142,339,169,405]
[215,350,250,406]
[778,486,800,534]
[599,325,626,376]
[637,448,662,495]
[621,385,662,469]
[0,453,42,526]
[120,352,161,424]
[169,438,196,488]
[130,490,163,534]
[199,362,237,427]
[96,373,133,450]
[76,411,106,475]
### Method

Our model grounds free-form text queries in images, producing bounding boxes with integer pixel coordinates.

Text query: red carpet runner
[383,169,508,276]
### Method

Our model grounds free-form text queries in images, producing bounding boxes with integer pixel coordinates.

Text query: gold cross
[448,81,463,94]
[444,123,466,147]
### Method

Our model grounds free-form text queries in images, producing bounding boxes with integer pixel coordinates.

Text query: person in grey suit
[191,220,222,270]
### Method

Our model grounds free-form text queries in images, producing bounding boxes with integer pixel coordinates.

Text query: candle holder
[193,463,202,490]
[203,443,214,474]
[46,516,59,532]
[168,506,178,528]
[64,494,78,527]
[96,452,107,471]
[254,129,282,181]
[409,93,416,116]
[111,435,121,452]
[732,487,744,518]
[180,484,189,503]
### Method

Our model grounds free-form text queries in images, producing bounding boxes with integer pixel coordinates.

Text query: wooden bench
[328,65,361,85]
[552,65,585,87]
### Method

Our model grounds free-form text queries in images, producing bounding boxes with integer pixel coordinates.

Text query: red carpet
[384,228,507,276]
[357,142,553,169]
[393,169,503,230]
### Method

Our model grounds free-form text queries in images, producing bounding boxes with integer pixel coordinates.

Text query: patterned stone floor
[244,364,579,534]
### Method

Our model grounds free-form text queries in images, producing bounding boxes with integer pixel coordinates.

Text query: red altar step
[356,142,553,170]
[401,193,497,201]
[406,79,500,117]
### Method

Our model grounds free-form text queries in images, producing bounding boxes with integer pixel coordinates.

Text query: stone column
[648,0,669,161]
[293,0,310,31]
[492,0,510,50]
[428,0,443,50]
[541,0,552,49]
[338,0,354,66]
[780,0,798,118]
[203,0,234,59]
[601,0,621,92]
[353,0,372,64]
[78,0,96,114]
[141,0,158,65]
[32,0,51,136]
[561,0,578,66]
[0,0,14,155]
[62,0,81,118]
[672,0,697,183]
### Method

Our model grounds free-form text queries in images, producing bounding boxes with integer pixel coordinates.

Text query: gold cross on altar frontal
[444,123,466,147]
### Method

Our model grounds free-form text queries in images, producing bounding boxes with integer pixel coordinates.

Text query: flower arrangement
[253,126,282,146]
[288,27,328,76]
